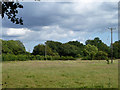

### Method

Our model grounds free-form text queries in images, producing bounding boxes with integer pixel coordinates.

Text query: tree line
[1,37,120,61]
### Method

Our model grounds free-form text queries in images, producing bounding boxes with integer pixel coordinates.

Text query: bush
[0,55,1,61]
[95,51,108,60]
[17,55,27,61]
[52,56,60,60]
[59,56,75,60]
[75,54,81,58]
[40,56,45,60]
[81,56,91,60]
[36,55,41,60]
[2,54,76,61]
[3,54,18,61]
[45,55,52,60]
[28,55,36,60]
[2,54,27,61]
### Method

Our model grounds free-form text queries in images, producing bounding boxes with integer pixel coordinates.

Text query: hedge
[2,54,76,61]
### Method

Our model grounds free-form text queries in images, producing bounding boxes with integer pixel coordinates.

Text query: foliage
[60,43,79,57]
[113,40,120,59]
[2,40,26,55]
[95,51,108,60]
[1,38,120,61]
[66,41,85,56]
[45,41,62,56]
[2,54,76,61]
[32,44,53,56]
[85,37,110,57]
[82,56,92,60]
[67,41,84,48]
[2,54,27,61]
[1,2,23,25]
[45,41,84,57]
[83,44,98,60]
[60,56,76,60]
[75,54,82,58]
[0,39,1,54]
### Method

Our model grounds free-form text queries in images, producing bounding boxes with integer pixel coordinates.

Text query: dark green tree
[45,41,62,56]
[85,37,110,57]
[0,39,1,54]
[67,41,84,48]
[66,41,85,57]
[83,44,98,60]
[95,51,108,60]
[32,44,53,56]
[60,43,79,57]
[46,40,82,57]
[2,40,26,55]
[113,40,120,59]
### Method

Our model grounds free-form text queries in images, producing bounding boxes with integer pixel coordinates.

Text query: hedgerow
[2,54,76,61]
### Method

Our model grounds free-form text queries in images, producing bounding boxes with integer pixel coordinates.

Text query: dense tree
[1,38,120,61]
[45,41,62,56]
[60,43,79,57]
[66,41,84,56]
[85,37,110,57]
[67,41,84,48]
[0,39,2,54]
[45,40,84,57]
[113,40,120,59]
[32,44,53,56]
[0,1,23,25]
[86,37,102,45]
[2,40,26,55]
[2,40,13,54]
[95,51,108,60]
[83,44,98,60]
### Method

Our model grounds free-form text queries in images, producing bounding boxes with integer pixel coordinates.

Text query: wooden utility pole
[110,28,113,64]
[108,28,115,64]
[45,43,47,60]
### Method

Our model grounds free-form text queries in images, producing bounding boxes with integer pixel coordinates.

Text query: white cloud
[3,28,32,37]
[40,0,119,2]
[2,1,118,51]
[20,0,119,2]
[2,25,88,43]
[42,26,50,29]
[24,25,77,41]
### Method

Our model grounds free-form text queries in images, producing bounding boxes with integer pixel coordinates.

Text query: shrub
[48,56,52,60]
[17,55,27,61]
[52,56,60,60]
[59,56,75,60]
[28,55,36,60]
[40,56,45,60]
[95,51,108,60]
[2,54,76,61]
[81,56,91,60]
[75,54,81,58]
[36,55,41,60]
[2,54,18,61]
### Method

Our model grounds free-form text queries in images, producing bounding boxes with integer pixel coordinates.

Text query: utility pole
[108,27,116,64]
[45,43,47,60]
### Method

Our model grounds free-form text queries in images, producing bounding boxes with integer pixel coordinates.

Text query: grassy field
[2,60,118,88]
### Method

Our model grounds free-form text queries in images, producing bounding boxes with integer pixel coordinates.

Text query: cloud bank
[2,1,118,51]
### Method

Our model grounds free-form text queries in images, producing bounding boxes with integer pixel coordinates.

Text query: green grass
[2,60,118,88]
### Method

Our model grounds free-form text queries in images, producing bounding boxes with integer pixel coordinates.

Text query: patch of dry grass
[2,60,118,88]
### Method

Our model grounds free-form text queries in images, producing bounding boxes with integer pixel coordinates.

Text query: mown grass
[2,60,118,88]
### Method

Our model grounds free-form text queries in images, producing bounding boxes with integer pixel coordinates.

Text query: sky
[1,0,119,52]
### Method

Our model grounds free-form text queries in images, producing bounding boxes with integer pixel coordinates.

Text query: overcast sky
[1,0,118,52]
